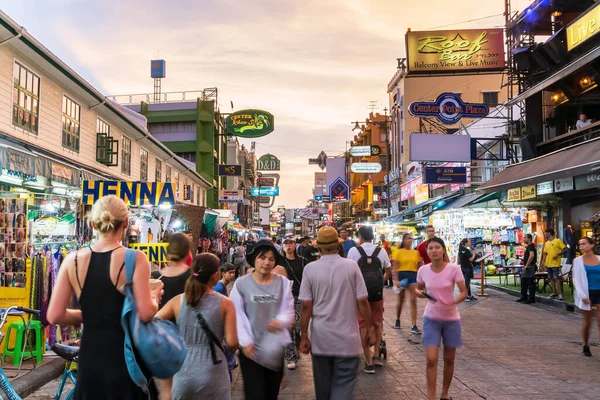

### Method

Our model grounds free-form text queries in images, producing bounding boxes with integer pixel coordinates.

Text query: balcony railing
[107,88,218,105]
[537,121,600,156]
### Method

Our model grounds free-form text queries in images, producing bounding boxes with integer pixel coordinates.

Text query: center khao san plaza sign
[225,109,274,138]
[406,28,505,73]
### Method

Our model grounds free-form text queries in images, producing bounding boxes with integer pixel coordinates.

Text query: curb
[473,282,577,313]
[10,358,64,398]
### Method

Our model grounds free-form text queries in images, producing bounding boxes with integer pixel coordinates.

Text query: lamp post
[351,108,391,217]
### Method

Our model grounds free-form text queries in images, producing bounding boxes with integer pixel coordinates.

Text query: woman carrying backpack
[157,253,238,399]
[280,236,306,370]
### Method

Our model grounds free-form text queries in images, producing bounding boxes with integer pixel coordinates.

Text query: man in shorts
[540,228,567,300]
[347,226,392,373]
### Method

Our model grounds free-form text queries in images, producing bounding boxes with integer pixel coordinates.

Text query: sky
[1,0,532,208]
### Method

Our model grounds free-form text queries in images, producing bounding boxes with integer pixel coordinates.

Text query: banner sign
[566,2,600,51]
[521,185,536,200]
[82,181,175,206]
[298,207,328,220]
[251,186,280,196]
[225,109,274,138]
[217,164,242,176]
[350,162,382,173]
[423,166,467,184]
[507,188,521,201]
[219,190,243,203]
[52,163,73,180]
[409,93,489,125]
[329,177,350,202]
[129,243,168,263]
[257,154,280,171]
[406,28,505,73]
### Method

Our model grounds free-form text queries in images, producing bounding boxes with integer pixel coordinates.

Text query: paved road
[28,286,600,399]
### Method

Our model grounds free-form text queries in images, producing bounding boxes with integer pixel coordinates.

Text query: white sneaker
[558,294,564,300]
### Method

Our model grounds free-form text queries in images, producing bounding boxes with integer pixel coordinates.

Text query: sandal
[287,362,297,370]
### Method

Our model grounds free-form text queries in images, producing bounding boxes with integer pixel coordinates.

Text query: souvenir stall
[430,208,532,266]
[374,223,418,245]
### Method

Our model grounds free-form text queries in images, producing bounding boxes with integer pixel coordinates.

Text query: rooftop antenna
[150,58,166,103]
[368,100,379,114]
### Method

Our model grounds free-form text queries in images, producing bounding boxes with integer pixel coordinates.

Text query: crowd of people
[45,195,600,400]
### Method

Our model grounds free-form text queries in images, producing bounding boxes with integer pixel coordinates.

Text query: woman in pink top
[416,237,468,400]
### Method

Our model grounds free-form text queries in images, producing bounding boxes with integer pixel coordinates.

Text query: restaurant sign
[566,1,600,51]
[507,188,521,201]
[82,181,175,206]
[257,154,280,171]
[409,93,489,125]
[225,109,274,138]
[521,185,536,200]
[406,28,505,73]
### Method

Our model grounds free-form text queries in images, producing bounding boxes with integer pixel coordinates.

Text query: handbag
[121,248,187,390]
[196,312,226,365]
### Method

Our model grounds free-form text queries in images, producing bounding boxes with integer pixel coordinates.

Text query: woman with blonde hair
[48,195,164,399]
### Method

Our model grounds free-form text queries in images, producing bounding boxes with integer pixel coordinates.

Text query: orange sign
[406,29,505,73]
[415,184,429,205]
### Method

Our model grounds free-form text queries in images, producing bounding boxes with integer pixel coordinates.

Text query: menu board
[0,199,28,288]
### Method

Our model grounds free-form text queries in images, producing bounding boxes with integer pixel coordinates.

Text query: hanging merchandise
[0,198,29,289]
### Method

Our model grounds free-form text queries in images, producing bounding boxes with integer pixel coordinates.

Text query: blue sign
[314,195,323,202]
[151,60,166,79]
[329,177,350,202]
[408,93,489,125]
[251,186,279,196]
[423,166,467,184]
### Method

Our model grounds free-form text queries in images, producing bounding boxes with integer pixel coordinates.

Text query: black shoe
[394,319,400,329]
[362,363,375,374]
[584,345,592,357]
[470,296,478,301]
[516,298,526,302]
[524,300,535,304]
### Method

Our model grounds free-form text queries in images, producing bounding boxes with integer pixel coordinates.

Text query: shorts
[589,290,600,305]
[397,271,417,285]
[423,317,462,348]
[547,267,560,280]
[359,300,384,329]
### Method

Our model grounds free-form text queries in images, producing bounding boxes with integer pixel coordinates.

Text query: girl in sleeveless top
[157,253,238,399]
[48,195,164,400]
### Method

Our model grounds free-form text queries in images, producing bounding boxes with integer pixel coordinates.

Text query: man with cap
[299,227,374,400]
[299,235,319,263]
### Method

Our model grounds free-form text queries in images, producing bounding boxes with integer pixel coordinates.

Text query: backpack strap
[124,249,137,297]
[356,246,367,258]
[372,247,382,258]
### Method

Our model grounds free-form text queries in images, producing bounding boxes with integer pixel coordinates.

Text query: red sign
[401,177,422,201]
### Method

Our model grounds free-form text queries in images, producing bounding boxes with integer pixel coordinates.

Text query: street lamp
[351,107,392,218]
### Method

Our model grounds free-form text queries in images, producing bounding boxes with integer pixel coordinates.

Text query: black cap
[246,239,283,266]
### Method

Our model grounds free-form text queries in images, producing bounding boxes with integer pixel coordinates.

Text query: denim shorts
[547,267,560,280]
[397,271,417,285]
[423,317,462,348]
[589,290,600,305]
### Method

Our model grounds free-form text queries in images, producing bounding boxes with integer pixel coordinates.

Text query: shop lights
[159,204,172,210]
[44,203,57,212]
[580,77,593,88]
[172,219,182,228]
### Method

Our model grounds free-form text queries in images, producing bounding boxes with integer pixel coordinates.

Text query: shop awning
[478,137,600,193]
[0,137,36,176]
[383,190,464,223]
[445,193,484,209]
[506,45,600,106]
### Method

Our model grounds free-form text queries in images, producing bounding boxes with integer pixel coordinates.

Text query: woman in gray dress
[157,253,238,400]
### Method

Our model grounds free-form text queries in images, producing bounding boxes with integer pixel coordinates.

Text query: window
[140,148,148,181]
[176,152,196,163]
[96,118,118,166]
[483,92,499,107]
[155,158,162,182]
[62,95,81,151]
[173,171,180,197]
[165,165,171,182]
[121,136,132,175]
[12,61,40,134]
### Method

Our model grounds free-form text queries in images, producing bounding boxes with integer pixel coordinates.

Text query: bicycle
[0,306,78,400]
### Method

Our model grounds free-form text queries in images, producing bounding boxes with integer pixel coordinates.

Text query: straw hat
[312,227,343,250]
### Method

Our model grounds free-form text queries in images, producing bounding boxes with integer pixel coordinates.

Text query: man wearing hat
[299,227,374,399]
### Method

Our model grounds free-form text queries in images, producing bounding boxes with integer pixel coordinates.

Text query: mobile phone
[423,292,437,303]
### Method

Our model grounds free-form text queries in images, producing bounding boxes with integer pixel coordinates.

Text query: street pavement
[27,286,600,399]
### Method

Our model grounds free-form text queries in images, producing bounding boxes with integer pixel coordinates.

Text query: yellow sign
[129,243,169,263]
[406,28,505,73]
[521,185,536,200]
[507,188,521,201]
[82,181,175,206]
[567,2,600,51]
[414,184,429,205]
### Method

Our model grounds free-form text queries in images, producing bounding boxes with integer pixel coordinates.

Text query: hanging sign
[257,154,280,171]
[507,188,521,201]
[521,185,536,200]
[409,93,489,125]
[251,187,279,196]
[219,190,244,203]
[349,146,381,157]
[129,243,168,263]
[217,164,242,176]
[225,109,274,138]
[329,177,350,202]
[183,185,191,201]
[536,181,553,195]
[423,166,467,184]
[351,162,382,173]
[82,181,175,206]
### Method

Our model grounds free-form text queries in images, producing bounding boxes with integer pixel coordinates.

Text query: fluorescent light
[172,219,182,228]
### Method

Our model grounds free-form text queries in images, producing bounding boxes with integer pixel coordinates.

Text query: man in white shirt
[576,113,592,129]
[347,226,393,373]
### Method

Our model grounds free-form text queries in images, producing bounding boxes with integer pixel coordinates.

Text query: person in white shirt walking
[347,226,393,373]
[299,227,374,400]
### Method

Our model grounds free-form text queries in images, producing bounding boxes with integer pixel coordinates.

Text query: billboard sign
[225,109,274,138]
[217,164,242,176]
[410,133,472,162]
[349,145,381,157]
[566,2,600,51]
[350,162,382,173]
[423,166,467,184]
[150,60,166,78]
[329,177,350,202]
[218,190,244,203]
[257,154,280,171]
[406,28,505,73]
[409,93,489,125]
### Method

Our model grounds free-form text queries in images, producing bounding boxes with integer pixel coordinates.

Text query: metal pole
[385,116,391,217]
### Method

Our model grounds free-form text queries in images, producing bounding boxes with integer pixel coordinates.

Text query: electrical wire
[427,13,505,30]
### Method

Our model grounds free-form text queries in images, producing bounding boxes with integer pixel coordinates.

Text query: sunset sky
[2,0,533,208]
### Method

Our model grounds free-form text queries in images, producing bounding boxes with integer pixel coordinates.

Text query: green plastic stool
[1,320,43,366]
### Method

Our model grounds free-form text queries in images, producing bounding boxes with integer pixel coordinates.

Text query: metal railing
[537,123,600,156]
[107,88,218,105]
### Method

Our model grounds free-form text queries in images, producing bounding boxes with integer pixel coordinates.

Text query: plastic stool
[1,320,43,366]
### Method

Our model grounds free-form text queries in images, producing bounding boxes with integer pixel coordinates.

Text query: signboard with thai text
[350,162,382,173]
[251,186,280,197]
[82,181,175,206]
[406,28,505,73]
[349,145,381,157]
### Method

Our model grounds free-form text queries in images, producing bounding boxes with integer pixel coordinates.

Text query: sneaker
[362,363,375,374]
[516,298,526,302]
[549,293,558,298]
[465,298,472,302]
[524,300,535,304]
[372,357,384,367]
[470,296,478,301]
[411,325,421,335]
[287,362,296,370]
[394,319,401,329]
[558,294,564,300]
[584,345,592,357]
